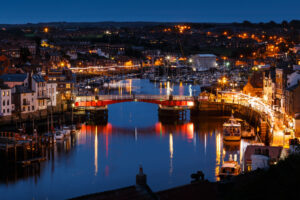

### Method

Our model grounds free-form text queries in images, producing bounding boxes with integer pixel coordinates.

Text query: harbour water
[0,79,252,200]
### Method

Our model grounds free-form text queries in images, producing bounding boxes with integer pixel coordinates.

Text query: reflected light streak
[169,133,173,159]
[187,123,194,140]
[94,126,98,176]
[204,134,207,155]
[215,133,221,180]
[135,127,138,141]
[169,133,174,175]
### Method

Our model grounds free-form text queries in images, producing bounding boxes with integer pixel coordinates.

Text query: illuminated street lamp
[44,27,49,33]
[60,62,65,67]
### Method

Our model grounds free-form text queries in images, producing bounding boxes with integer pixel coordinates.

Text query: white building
[47,82,57,106]
[190,54,217,71]
[0,85,12,116]
[31,74,48,110]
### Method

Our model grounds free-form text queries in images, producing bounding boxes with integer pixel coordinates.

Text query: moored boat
[219,161,241,179]
[55,131,64,140]
[223,115,241,141]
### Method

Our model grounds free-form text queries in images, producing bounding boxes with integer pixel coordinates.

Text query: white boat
[223,115,242,141]
[55,131,64,140]
[219,161,241,178]
[62,126,71,136]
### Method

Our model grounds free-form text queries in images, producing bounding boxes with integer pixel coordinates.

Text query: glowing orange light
[44,27,49,33]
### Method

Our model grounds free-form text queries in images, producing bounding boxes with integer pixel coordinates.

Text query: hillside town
[0,21,299,135]
[1,21,300,199]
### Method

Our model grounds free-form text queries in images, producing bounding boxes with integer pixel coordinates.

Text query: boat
[62,126,71,136]
[223,115,242,141]
[55,131,64,140]
[219,161,241,179]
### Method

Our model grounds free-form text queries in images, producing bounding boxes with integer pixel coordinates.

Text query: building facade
[190,54,217,71]
[0,85,12,116]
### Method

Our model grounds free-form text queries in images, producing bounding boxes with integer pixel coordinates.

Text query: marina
[0,79,263,199]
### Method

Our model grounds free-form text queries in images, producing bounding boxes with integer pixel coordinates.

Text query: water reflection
[0,119,255,199]
[169,133,173,176]
[0,79,255,200]
[95,126,98,176]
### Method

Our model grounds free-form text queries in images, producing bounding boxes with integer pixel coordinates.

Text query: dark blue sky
[0,0,299,24]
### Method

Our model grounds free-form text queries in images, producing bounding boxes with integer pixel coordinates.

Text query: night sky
[0,0,299,24]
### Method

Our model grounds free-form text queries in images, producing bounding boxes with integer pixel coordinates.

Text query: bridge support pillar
[158,107,187,124]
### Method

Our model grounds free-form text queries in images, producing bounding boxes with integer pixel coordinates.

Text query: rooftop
[32,74,45,83]
[0,73,27,82]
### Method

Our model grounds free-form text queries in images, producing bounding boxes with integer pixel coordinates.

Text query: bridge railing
[75,94,195,102]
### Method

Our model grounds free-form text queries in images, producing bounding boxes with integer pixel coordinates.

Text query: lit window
[66,84,70,89]
[7,91,9,96]
[2,92,4,96]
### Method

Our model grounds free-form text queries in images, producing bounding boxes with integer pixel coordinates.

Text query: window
[3,101,5,106]
[7,91,9,96]
[7,109,9,113]
[7,100,9,105]
[2,92,4,96]
[66,84,70,89]
[32,106,34,110]
[28,107,30,111]
[3,109,5,113]
[23,107,25,111]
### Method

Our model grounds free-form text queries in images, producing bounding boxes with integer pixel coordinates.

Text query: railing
[75,94,194,102]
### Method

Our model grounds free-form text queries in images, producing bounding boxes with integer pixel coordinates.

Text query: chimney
[136,165,147,186]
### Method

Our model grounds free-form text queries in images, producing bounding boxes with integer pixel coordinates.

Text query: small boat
[55,131,64,140]
[223,115,242,141]
[219,161,241,179]
[62,126,71,136]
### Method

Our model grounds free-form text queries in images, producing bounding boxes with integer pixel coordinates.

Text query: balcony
[37,95,50,100]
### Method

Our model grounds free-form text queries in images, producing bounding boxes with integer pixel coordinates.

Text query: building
[46,68,75,101]
[285,82,300,117]
[243,145,286,172]
[0,73,28,88]
[263,69,275,106]
[31,74,48,110]
[243,72,263,97]
[190,54,217,71]
[47,82,57,106]
[13,85,36,114]
[0,84,12,116]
